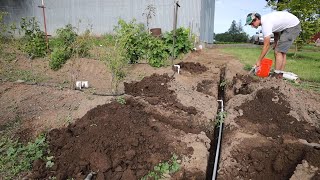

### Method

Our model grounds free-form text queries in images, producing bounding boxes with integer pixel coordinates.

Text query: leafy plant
[20,17,47,58]
[215,111,227,126]
[0,134,50,179]
[55,24,78,47]
[49,47,71,71]
[72,29,91,58]
[100,43,127,95]
[220,80,227,87]
[141,154,181,180]
[116,96,126,104]
[163,27,193,58]
[114,19,148,64]
[147,37,169,67]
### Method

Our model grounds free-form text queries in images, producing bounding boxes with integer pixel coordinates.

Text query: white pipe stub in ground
[174,65,180,74]
[76,81,89,90]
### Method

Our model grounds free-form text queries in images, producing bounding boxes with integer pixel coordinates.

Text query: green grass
[220,45,320,82]
[0,69,47,83]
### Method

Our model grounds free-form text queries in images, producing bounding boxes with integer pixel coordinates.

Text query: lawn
[220,45,320,83]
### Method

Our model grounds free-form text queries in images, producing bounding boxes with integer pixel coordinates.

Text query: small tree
[96,38,127,95]
[142,4,156,32]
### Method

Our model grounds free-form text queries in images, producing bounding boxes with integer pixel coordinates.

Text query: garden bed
[1,48,320,179]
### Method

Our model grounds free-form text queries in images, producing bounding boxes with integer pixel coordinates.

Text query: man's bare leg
[275,51,283,70]
[280,53,287,71]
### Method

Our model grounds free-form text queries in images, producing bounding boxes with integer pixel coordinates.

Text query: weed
[0,134,50,179]
[116,96,126,104]
[220,80,227,87]
[141,154,181,180]
[215,111,227,126]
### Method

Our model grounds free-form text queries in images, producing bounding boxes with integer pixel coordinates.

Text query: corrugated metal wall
[200,0,215,43]
[0,0,202,36]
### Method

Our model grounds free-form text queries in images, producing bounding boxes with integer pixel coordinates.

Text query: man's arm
[255,36,271,67]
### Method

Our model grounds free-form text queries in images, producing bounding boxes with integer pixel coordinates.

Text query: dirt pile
[30,71,216,179]
[30,98,191,179]
[177,62,208,74]
[219,76,320,179]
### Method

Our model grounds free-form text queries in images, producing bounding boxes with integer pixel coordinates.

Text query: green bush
[114,19,148,63]
[72,30,91,58]
[163,27,193,58]
[147,37,169,67]
[49,48,71,71]
[49,24,78,70]
[20,17,47,58]
[55,24,77,47]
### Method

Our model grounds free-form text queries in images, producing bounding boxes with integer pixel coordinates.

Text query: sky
[214,0,274,36]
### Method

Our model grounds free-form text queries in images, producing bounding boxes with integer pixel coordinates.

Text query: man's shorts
[276,23,301,53]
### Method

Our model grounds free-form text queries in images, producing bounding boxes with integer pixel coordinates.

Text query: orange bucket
[256,58,273,77]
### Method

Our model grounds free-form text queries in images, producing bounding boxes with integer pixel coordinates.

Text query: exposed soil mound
[30,98,192,179]
[124,73,197,115]
[177,62,208,74]
[196,80,214,96]
[124,74,175,105]
[230,143,320,180]
[220,76,320,180]
[236,88,320,142]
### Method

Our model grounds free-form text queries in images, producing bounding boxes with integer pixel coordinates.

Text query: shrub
[163,27,193,58]
[114,19,148,63]
[147,37,169,67]
[72,29,91,58]
[49,24,77,70]
[49,48,71,71]
[20,17,47,58]
[55,24,77,47]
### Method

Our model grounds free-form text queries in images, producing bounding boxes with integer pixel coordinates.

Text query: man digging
[246,11,301,79]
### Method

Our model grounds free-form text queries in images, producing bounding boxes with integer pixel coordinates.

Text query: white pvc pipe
[174,65,180,74]
[212,100,224,180]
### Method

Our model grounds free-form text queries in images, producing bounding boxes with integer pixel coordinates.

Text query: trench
[205,67,226,180]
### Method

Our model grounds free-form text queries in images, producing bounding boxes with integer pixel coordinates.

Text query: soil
[1,46,320,180]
